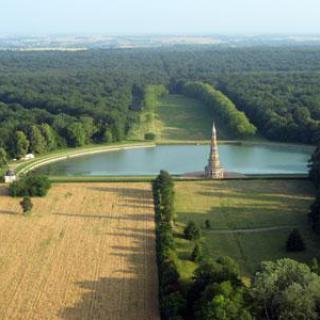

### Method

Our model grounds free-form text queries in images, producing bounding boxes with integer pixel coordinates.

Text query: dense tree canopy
[251,258,320,320]
[0,47,320,160]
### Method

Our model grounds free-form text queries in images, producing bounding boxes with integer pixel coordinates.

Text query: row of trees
[179,81,257,137]
[2,115,127,160]
[153,171,184,319]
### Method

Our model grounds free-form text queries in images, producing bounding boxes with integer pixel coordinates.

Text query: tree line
[178,81,257,137]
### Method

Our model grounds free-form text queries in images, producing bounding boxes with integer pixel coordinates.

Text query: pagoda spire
[205,122,224,179]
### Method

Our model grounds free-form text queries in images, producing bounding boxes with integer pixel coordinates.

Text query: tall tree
[0,148,8,168]
[40,123,57,151]
[13,131,29,158]
[29,125,46,154]
[67,122,86,147]
[80,116,98,144]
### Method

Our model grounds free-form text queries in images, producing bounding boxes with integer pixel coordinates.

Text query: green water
[34,144,314,176]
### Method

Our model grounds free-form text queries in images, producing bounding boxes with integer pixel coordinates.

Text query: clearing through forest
[0,183,159,320]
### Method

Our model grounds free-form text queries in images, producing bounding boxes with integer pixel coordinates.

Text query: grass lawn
[156,95,218,141]
[173,179,319,281]
[128,94,233,142]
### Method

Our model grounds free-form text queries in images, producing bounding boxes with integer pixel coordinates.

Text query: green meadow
[173,180,318,281]
[129,93,232,142]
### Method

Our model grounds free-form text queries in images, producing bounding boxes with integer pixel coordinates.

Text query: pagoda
[205,123,224,179]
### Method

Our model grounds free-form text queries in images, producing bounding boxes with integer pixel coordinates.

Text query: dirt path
[206,225,299,234]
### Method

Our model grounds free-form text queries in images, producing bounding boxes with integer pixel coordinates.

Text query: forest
[0,46,320,163]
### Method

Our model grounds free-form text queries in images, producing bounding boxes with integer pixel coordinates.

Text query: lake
[33,143,314,176]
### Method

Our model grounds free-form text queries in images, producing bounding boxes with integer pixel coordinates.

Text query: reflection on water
[34,144,314,176]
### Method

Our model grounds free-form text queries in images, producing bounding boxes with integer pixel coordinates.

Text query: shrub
[286,229,306,252]
[161,291,186,320]
[191,243,201,262]
[205,219,211,229]
[20,196,33,215]
[310,257,320,275]
[144,132,156,141]
[9,175,51,197]
[309,196,320,234]
[161,260,180,293]
[184,221,201,241]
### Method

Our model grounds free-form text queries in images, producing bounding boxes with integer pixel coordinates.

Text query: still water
[33,144,314,176]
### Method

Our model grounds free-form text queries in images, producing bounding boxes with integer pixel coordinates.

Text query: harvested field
[0,183,159,320]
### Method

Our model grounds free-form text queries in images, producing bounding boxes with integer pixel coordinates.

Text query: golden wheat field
[0,183,159,320]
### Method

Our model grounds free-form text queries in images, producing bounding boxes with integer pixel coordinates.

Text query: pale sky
[1,0,320,34]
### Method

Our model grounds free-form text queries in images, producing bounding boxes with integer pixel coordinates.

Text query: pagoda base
[205,166,224,179]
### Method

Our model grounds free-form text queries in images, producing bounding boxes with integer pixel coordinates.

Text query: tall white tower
[205,123,224,179]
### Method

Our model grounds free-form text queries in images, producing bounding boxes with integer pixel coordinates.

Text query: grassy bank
[173,179,318,280]
[49,176,156,183]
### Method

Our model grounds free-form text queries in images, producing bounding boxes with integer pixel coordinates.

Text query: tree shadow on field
[86,185,154,209]
[0,210,20,216]
[57,182,159,319]
[59,277,141,320]
[117,202,154,209]
[197,180,315,200]
[0,185,9,195]
[58,231,160,320]
[87,186,152,200]
[53,212,154,222]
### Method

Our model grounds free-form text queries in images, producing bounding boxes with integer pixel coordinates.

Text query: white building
[4,169,17,183]
[22,153,35,161]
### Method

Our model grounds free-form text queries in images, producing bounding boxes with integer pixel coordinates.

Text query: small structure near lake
[205,123,224,179]
[22,153,35,161]
[4,169,17,183]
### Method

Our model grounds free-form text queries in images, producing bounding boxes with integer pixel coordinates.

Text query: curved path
[206,225,299,234]
[11,142,155,176]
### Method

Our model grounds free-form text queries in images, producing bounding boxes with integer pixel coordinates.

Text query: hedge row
[181,81,257,137]
[153,171,186,319]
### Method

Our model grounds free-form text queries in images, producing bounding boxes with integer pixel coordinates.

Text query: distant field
[174,180,318,279]
[0,183,159,320]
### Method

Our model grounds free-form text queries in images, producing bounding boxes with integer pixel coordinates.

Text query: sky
[1,0,320,35]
